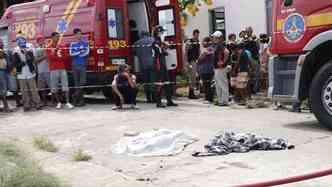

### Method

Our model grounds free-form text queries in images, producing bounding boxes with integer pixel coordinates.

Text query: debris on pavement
[112,129,199,157]
[193,131,295,157]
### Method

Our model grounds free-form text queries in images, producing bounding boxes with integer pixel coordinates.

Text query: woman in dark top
[233,43,250,105]
[197,37,215,103]
[112,64,138,110]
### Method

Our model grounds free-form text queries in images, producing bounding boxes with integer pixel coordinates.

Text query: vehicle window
[158,8,175,37]
[156,0,170,7]
[107,8,124,39]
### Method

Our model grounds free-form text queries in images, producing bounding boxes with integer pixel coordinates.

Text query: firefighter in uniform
[152,26,178,108]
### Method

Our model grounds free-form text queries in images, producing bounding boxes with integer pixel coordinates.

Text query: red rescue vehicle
[270,0,332,128]
[0,0,183,98]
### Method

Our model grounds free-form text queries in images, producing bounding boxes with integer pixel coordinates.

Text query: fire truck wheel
[102,87,114,101]
[310,61,332,130]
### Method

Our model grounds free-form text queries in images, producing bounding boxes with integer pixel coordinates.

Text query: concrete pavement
[0,99,331,187]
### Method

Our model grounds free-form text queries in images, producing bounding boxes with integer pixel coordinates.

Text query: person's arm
[79,41,90,57]
[35,48,47,64]
[112,76,124,104]
[69,42,80,57]
[123,72,136,88]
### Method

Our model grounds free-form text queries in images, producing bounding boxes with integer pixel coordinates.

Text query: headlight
[111,58,126,65]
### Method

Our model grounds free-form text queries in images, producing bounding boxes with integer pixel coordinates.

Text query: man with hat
[152,25,178,108]
[35,34,50,106]
[212,31,230,106]
[13,35,42,111]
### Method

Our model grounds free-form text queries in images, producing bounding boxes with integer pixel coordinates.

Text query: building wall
[184,0,268,39]
[184,1,225,38]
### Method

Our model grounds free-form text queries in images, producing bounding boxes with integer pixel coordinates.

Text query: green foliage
[0,141,64,187]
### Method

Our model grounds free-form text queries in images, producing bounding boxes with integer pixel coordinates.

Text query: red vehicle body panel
[271,0,332,55]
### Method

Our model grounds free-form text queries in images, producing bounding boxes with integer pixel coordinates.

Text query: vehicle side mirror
[284,0,293,7]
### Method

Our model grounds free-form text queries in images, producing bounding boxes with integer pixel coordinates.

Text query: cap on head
[211,31,223,38]
[36,34,44,42]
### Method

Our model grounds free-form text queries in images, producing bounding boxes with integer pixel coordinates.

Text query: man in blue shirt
[70,28,90,107]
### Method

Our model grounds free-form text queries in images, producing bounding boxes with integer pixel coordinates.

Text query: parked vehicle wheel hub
[322,78,332,116]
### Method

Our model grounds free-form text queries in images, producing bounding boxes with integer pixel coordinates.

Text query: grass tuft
[0,141,64,187]
[33,136,58,153]
[72,149,92,162]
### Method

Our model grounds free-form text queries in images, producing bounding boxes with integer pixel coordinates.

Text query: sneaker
[131,105,140,110]
[157,103,166,108]
[66,103,74,109]
[112,106,122,110]
[56,103,62,109]
[167,102,178,107]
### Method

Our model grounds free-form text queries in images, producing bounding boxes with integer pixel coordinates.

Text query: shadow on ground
[283,120,332,133]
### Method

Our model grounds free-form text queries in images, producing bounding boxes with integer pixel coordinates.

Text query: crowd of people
[0,28,89,112]
[0,25,272,113]
[184,26,271,106]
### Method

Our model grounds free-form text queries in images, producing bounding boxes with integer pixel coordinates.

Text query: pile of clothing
[193,131,294,157]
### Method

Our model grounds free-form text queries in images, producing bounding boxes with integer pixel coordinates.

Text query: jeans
[142,68,155,102]
[201,73,214,102]
[18,78,41,108]
[215,69,229,104]
[50,70,69,93]
[115,86,138,106]
[73,67,87,104]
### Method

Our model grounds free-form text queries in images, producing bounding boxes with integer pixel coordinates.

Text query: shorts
[0,71,7,96]
[38,72,50,90]
[50,70,69,93]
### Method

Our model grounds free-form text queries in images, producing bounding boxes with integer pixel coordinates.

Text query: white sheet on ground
[112,129,199,157]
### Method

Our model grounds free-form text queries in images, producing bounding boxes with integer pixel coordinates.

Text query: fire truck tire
[310,61,332,130]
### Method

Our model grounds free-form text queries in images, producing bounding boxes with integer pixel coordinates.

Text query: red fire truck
[0,0,183,98]
[270,0,332,128]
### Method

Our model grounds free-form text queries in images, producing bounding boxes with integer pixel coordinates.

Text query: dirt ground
[1,98,332,187]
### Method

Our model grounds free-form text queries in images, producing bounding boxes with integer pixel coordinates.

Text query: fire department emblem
[57,19,68,34]
[283,13,306,43]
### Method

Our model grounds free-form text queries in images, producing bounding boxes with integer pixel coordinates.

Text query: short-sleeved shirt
[35,47,49,73]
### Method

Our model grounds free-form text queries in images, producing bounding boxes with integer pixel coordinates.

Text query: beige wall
[184,0,267,39]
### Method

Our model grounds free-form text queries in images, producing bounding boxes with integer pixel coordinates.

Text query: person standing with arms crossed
[70,28,90,107]
[46,32,74,109]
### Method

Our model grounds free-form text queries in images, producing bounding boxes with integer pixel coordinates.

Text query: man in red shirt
[46,32,74,109]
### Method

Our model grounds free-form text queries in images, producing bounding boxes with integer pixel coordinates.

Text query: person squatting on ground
[233,43,251,105]
[112,64,138,110]
[134,31,156,103]
[0,47,10,112]
[69,28,90,107]
[185,29,200,99]
[46,32,74,110]
[35,35,50,106]
[212,31,230,106]
[13,36,42,112]
[153,26,178,108]
[197,37,215,104]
